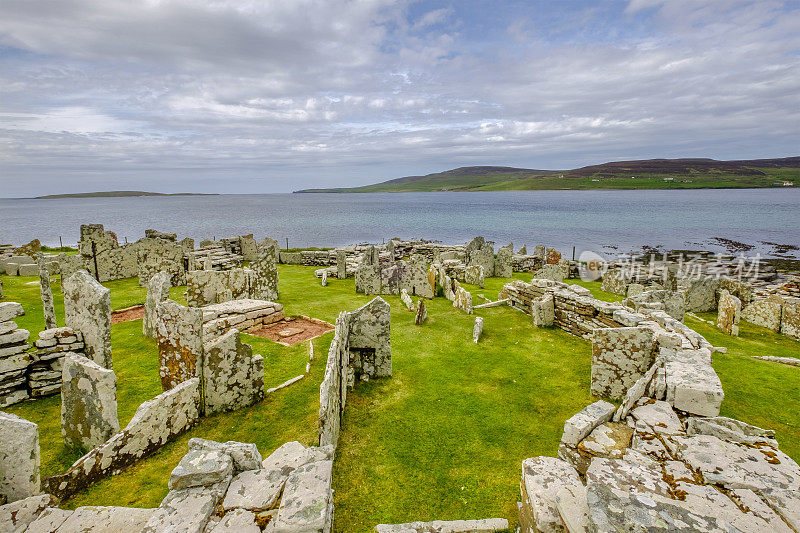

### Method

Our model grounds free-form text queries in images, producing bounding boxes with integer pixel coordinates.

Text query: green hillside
[296,157,800,193]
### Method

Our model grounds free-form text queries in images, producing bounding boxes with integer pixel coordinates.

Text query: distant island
[36,191,219,199]
[295,156,800,193]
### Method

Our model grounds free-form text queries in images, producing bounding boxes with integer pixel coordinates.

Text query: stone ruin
[0,302,30,407]
[319,297,391,448]
[156,298,267,416]
[717,289,742,336]
[143,270,171,338]
[508,272,799,532]
[61,353,119,449]
[0,411,40,503]
[29,327,85,398]
[37,252,57,330]
[63,270,112,369]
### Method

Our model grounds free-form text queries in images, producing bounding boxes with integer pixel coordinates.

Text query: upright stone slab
[61,353,119,449]
[495,243,513,277]
[466,237,494,279]
[157,299,203,391]
[336,250,347,279]
[203,329,264,415]
[348,297,391,378]
[473,317,484,343]
[591,327,656,400]
[355,246,381,295]
[464,264,485,288]
[252,238,279,301]
[0,411,40,502]
[683,276,721,312]
[717,290,741,336]
[533,264,564,283]
[63,270,112,368]
[452,281,473,314]
[780,298,800,341]
[399,259,433,298]
[741,295,784,331]
[532,294,554,327]
[37,253,57,330]
[143,271,171,339]
[414,300,427,325]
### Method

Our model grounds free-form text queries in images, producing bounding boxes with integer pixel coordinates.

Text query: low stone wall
[201,299,285,338]
[742,294,800,340]
[29,327,85,398]
[185,267,258,307]
[43,378,200,501]
[319,297,391,448]
[0,302,30,407]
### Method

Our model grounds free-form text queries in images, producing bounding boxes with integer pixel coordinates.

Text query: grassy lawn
[1,267,799,531]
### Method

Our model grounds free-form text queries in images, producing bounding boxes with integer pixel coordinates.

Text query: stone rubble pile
[201,299,285,339]
[29,327,85,398]
[0,302,30,407]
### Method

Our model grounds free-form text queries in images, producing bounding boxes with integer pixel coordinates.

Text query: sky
[1,0,799,196]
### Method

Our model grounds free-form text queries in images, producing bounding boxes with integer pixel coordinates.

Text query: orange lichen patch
[111,305,145,324]
[248,316,334,346]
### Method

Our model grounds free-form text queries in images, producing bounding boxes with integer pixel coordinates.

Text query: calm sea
[1,189,798,258]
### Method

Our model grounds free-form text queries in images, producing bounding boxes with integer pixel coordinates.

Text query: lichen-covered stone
[532,264,564,283]
[465,237,494,281]
[202,329,263,415]
[532,294,554,327]
[414,300,427,325]
[452,281,473,314]
[495,243,513,278]
[143,271,171,339]
[37,253,57,330]
[561,400,616,447]
[64,270,112,368]
[780,297,800,341]
[683,276,720,313]
[61,353,119,449]
[55,505,156,532]
[472,317,483,343]
[0,494,52,532]
[356,246,381,295]
[400,289,414,311]
[717,290,741,336]
[741,295,783,331]
[268,459,333,533]
[375,518,509,532]
[464,264,485,288]
[0,411,40,502]
[44,378,200,501]
[591,326,656,400]
[348,297,392,378]
[253,238,280,301]
[157,299,203,391]
[519,456,582,533]
[169,448,234,490]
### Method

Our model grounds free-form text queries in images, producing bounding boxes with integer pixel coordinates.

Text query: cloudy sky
[1,0,799,196]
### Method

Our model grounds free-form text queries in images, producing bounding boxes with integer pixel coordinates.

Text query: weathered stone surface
[601,269,630,296]
[169,448,234,490]
[561,400,616,447]
[0,411,40,502]
[495,244,513,278]
[356,246,381,295]
[400,289,415,311]
[0,303,25,323]
[320,269,328,286]
[144,484,219,533]
[23,506,74,532]
[319,315,347,448]
[664,360,723,417]
[630,399,684,435]
[686,416,776,446]
[545,247,561,265]
[375,518,509,532]
[268,459,333,533]
[253,238,280,301]
[683,276,720,313]
[464,264,485,288]
[189,438,262,472]
[532,294,554,327]
[336,249,347,279]
[38,254,57,330]
[44,378,200,501]
[209,508,260,532]
[532,264,564,283]
[520,456,582,533]
[465,237,494,280]
[716,290,741,335]
[143,271,171,339]
[472,317,483,343]
[64,270,112,368]
[399,259,434,299]
[157,299,203,391]
[414,300,427,325]
[591,326,656,400]
[427,264,438,295]
[61,353,119,449]
[554,483,589,533]
[577,422,633,460]
[55,505,156,532]
[741,295,783,331]
[675,434,800,491]
[348,297,392,378]
[202,329,263,415]
[452,281,473,314]
[780,297,800,340]
[0,494,52,532]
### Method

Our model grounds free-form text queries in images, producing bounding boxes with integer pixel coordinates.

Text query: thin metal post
[91,241,100,282]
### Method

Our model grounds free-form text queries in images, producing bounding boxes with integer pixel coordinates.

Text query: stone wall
[319,297,391,448]
[63,270,112,369]
[202,330,264,415]
[201,299,285,339]
[156,300,203,391]
[29,327,85,398]
[0,411,40,503]
[0,302,30,407]
[252,238,279,301]
[44,378,200,501]
[185,268,258,307]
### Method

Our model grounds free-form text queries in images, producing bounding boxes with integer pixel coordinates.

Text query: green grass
[1,268,799,531]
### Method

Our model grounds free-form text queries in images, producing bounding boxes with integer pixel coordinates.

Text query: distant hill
[296,157,800,193]
[36,191,218,199]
